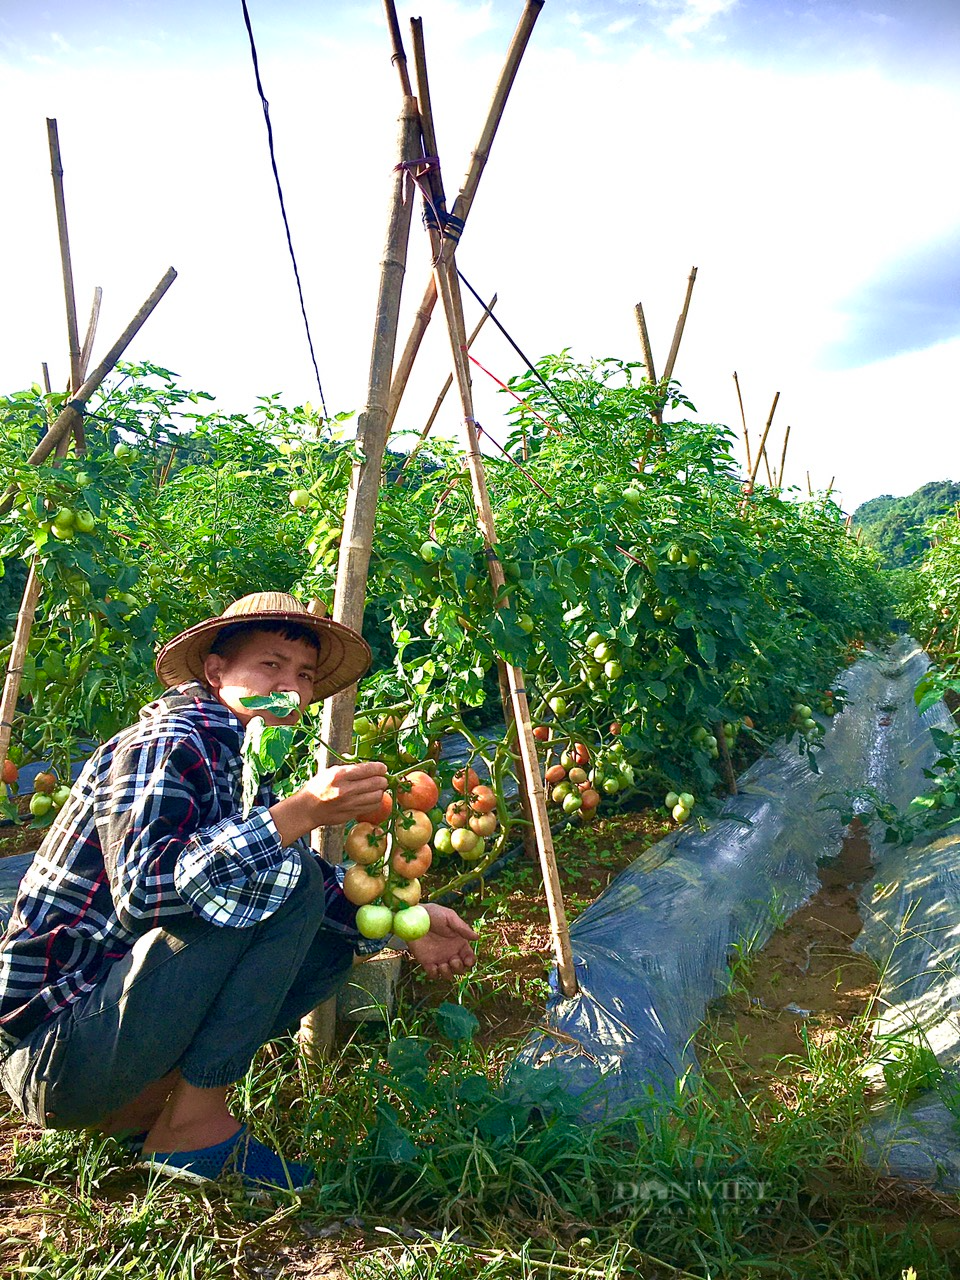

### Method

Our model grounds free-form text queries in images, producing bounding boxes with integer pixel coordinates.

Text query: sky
[1,1,959,513]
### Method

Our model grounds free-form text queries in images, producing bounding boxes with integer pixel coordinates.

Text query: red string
[465,351,561,436]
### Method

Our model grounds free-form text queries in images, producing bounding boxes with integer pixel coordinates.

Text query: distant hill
[854,481,960,568]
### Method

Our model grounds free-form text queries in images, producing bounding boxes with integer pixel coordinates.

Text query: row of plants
[1,357,892,895]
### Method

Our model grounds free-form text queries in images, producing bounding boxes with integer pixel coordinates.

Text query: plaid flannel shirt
[0,682,374,1049]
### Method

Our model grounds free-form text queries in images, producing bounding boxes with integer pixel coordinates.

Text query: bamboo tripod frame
[633,267,697,425]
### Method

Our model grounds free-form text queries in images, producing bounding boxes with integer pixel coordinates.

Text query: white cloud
[50,31,70,53]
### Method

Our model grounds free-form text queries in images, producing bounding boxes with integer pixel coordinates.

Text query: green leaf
[434,1001,479,1043]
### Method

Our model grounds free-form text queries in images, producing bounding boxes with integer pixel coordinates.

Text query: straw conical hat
[155,592,371,700]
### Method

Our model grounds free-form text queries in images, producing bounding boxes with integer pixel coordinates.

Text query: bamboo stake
[384,1,544,432]
[397,294,496,477]
[634,301,657,387]
[714,721,738,797]
[806,471,813,498]
[761,446,774,489]
[300,100,421,1060]
[732,371,751,475]
[0,267,177,516]
[47,121,81,400]
[382,0,413,96]
[739,391,779,515]
[432,254,577,997]
[778,424,791,491]
[79,287,103,381]
[660,265,697,396]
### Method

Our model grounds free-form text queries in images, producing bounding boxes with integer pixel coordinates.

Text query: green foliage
[853,480,960,569]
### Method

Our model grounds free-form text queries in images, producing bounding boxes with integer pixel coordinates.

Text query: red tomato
[545,764,567,786]
[396,770,440,812]
[34,771,57,795]
[533,725,550,742]
[609,722,622,736]
[468,784,497,815]
[572,742,590,766]
[453,767,480,795]
[1,759,18,786]
[580,788,601,812]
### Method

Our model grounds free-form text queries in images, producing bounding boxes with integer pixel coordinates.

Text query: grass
[2,813,960,1278]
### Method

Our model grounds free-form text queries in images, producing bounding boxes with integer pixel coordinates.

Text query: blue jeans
[0,853,352,1129]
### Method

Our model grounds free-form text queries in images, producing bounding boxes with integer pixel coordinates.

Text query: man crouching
[0,592,477,1191]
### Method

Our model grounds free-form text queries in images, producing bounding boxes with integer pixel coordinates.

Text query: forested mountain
[853,481,960,568]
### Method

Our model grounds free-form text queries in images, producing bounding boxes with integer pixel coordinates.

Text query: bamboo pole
[778,424,791,491]
[660,265,697,394]
[732,371,751,475]
[806,470,813,498]
[0,267,177,516]
[397,293,496,477]
[762,446,774,489]
[714,721,738,797]
[634,301,657,387]
[432,253,577,998]
[739,391,779,515]
[382,0,413,96]
[300,100,421,1059]
[47,121,81,401]
[79,287,103,381]
[384,1,544,433]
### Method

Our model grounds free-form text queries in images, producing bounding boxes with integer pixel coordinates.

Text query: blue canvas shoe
[137,1124,313,1192]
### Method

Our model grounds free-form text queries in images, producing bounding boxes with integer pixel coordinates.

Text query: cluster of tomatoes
[432,767,500,863]
[792,702,822,740]
[543,741,601,819]
[341,768,438,942]
[11,765,73,820]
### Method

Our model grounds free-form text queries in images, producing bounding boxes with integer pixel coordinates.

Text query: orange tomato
[390,844,432,879]
[342,865,387,906]
[34,771,57,795]
[580,787,601,811]
[344,823,388,866]
[1,759,18,786]
[533,725,550,742]
[445,800,471,829]
[545,764,567,786]
[356,791,393,827]
[468,811,498,837]
[395,808,433,850]
[572,742,590,766]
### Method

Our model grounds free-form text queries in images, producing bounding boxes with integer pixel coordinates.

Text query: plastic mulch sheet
[522,639,960,1194]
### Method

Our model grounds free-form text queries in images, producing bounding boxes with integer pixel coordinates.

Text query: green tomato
[666,545,683,565]
[355,904,395,939]
[664,791,680,809]
[392,904,431,942]
[53,506,75,529]
[419,539,442,563]
[75,471,92,487]
[592,483,607,499]
[50,522,74,541]
[518,613,534,634]
[113,441,134,461]
[74,510,96,534]
[548,696,567,718]
[289,488,311,509]
[593,641,614,663]
[552,782,573,803]
[353,715,376,738]
[433,827,454,855]
[623,487,642,506]
[29,792,53,817]
[562,791,583,814]
[603,660,623,681]
[678,791,695,809]
[682,550,700,569]
[585,631,604,653]
[602,778,620,796]
[672,803,691,824]
[51,785,72,810]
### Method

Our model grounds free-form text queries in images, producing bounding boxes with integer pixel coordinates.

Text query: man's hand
[271,761,388,845]
[405,904,479,979]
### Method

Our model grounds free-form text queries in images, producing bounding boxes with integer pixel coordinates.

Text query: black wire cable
[240,0,328,418]
[455,267,582,431]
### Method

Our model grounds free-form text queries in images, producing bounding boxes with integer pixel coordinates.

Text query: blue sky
[2,1,959,509]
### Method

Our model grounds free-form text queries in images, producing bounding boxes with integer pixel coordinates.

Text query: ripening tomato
[356,791,392,826]
[395,809,433,851]
[344,822,389,865]
[468,811,498,838]
[384,876,421,908]
[434,826,454,854]
[451,827,479,855]
[396,770,440,812]
[445,800,470,829]
[342,865,387,906]
[468,784,497,815]
[533,725,550,742]
[453,767,480,795]
[580,788,601,812]
[568,767,588,787]
[33,771,56,795]
[1,759,17,786]
[545,764,567,786]
[391,844,432,879]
